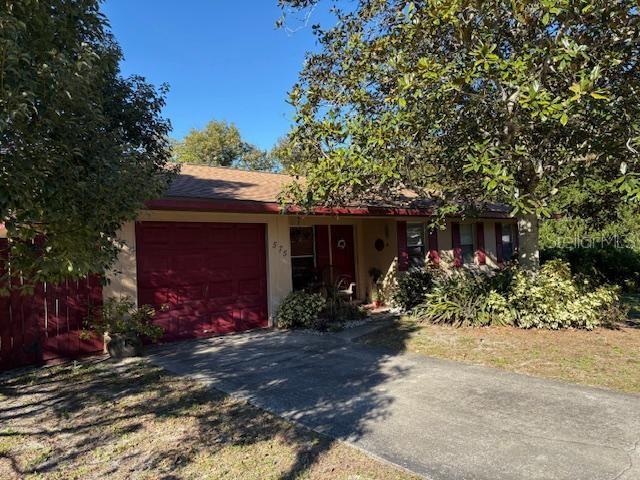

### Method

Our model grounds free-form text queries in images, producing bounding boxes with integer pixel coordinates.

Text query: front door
[330,225,356,288]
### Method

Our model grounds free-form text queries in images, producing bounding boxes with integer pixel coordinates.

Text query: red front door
[329,225,356,287]
[136,222,268,341]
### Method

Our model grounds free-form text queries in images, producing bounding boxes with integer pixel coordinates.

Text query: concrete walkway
[148,328,640,480]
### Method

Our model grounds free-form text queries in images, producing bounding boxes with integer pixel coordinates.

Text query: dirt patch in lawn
[361,319,640,394]
[0,359,417,480]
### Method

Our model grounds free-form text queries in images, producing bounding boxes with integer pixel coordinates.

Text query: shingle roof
[163,163,512,217]
[166,164,295,203]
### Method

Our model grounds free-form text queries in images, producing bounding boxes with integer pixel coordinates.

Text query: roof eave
[145,197,513,219]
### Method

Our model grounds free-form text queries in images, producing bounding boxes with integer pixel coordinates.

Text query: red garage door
[136,222,268,341]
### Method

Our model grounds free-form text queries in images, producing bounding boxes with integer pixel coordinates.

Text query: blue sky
[102,1,335,150]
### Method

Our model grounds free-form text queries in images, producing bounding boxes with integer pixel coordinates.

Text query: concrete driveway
[148,326,640,480]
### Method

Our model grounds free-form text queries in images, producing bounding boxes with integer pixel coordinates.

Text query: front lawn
[0,360,417,480]
[361,319,640,394]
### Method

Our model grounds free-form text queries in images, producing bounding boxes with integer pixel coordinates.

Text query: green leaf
[569,83,582,95]
[279,0,640,251]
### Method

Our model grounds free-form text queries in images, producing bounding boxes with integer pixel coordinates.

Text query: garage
[135,221,268,341]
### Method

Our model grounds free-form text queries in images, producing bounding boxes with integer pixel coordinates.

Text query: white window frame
[407,222,426,268]
[500,223,515,262]
[459,223,475,265]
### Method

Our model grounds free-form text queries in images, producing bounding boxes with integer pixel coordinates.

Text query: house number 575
[272,241,288,257]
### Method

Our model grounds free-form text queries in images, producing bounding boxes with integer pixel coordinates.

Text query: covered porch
[285,215,518,305]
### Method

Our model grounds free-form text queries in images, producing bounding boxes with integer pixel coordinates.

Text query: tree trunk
[517,213,540,271]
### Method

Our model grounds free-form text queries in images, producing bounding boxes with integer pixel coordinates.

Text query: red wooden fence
[0,239,104,371]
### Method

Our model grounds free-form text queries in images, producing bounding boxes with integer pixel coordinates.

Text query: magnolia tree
[280,0,640,269]
[1,1,174,285]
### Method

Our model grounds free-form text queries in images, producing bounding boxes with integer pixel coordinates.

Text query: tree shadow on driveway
[146,328,415,478]
[0,326,416,480]
[147,325,640,480]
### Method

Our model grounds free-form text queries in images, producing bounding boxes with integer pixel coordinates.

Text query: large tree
[280,0,640,269]
[173,120,277,172]
[1,0,174,285]
[269,135,310,174]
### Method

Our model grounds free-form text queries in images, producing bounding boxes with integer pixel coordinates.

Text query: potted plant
[85,297,164,358]
[368,268,385,307]
[371,283,384,308]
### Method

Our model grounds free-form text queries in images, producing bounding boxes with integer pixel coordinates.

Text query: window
[407,223,426,268]
[460,224,475,265]
[500,223,515,262]
[290,227,316,290]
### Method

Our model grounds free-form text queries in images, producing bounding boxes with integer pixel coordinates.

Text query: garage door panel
[172,270,209,287]
[138,225,170,243]
[236,225,262,242]
[235,251,264,268]
[235,263,265,278]
[136,221,268,341]
[209,244,230,256]
[237,278,262,296]
[166,305,212,339]
[226,296,260,308]
[172,225,206,245]
[206,297,242,313]
[139,287,169,307]
[179,311,213,337]
[173,253,208,271]
[210,311,238,334]
[207,281,234,298]
[209,224,236,243]
[242,308,268,329]
[176,285,206,302]
[138,257,170,277]
[154,311,177,338]
[204,265,234,280]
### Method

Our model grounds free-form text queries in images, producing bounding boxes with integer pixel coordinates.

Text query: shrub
[275,291,326,329]
[413,270,514,327]
[541,247,640,292]
[509,260,623,330]
[324,286,368,324]
[392,268,434,311]
[337,302,367,321]
[413,260,625,330]
[86,296,163,342]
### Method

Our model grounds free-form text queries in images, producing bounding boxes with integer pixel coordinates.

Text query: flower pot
[106,333,142,358]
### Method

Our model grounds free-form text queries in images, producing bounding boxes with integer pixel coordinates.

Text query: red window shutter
[495,222,504,265]
[476,222,486,265]
[397,221,409,272]
[452,222,462,267]
[428,228,440,266]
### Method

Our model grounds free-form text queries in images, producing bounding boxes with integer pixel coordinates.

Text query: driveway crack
[611,439,639,480]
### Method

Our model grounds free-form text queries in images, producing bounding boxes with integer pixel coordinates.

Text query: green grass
[0,360,417,480]
[361,318,640,394]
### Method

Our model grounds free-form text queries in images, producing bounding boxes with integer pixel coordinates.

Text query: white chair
[338,282,356,302]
